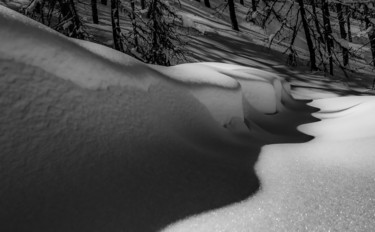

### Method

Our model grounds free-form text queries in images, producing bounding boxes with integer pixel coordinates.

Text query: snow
[0,6,157,90]
[300,96,375,140]
[151,63,294,125]
[176,11,230,34]
[24,0,41,13]
[2,3,375,232]
[151,63,239,88]
[199,63,285,114]
[333,34,350,49]
[0,5,310,232]
[162,94,375,232]
[179,13,195,28]
[2,0,30,10]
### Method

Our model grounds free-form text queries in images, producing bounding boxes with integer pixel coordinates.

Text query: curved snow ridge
[299,96,375,141]
[72,39,146,68]
[201,63,281,80]
[0,5,60,35]
[0,6,161,90]
[0,5,299,131]
[151,64,245,126]
[198,63,300,113]
[152,62,299,127]
[308,96,375,112]
[150,64,244,126]
[0,5,303,132]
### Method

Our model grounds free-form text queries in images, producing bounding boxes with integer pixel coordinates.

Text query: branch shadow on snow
[188,32,375,96]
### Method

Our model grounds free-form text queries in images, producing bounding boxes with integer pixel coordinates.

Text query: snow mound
[0,5,315,232]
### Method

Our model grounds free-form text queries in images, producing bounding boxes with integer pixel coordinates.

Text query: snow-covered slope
[0,5,315,232]
[3,3,375,232]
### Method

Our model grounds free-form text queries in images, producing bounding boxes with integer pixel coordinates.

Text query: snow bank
[0,5,314,232]
[0,3,299,129]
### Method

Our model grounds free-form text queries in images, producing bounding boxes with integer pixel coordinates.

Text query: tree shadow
[188,32,375,96]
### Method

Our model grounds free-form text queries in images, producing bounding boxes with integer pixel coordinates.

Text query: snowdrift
[163,95,375,232]
[0,6,316,232]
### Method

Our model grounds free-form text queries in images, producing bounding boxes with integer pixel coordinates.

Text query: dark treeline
[19,0,375,72]
[250,0,375,75]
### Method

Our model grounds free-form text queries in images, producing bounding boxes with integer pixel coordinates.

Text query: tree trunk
[297,0,317,71]
[58,0,84,39]
[101,0,107,5]
[290,11,300,48]
[147,0,158,59]
[130,0,139,49]
[228,0,239,31]
[252,0,256,12]
[39,0,46,24]
[364,5,375,67]
[310,0,324,43]
[47,0,57,26]
[346,6,352,42]
[204,0,210,8]
[111,0,124,52]
[369,31,375,67]
[336,2,349,66]
[69,0,82,31]
[91,0,99,24]
[322,0,333,75]
[287,9,300,67]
